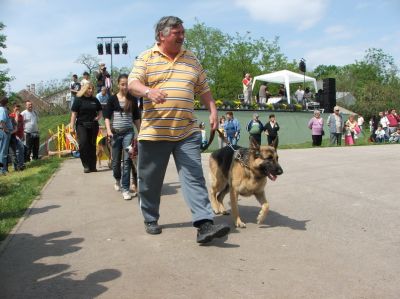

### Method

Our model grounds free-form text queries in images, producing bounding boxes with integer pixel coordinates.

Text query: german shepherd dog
[209,138,283,228]
[96,136,112,168]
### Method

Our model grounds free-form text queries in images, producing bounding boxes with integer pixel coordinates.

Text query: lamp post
[96,35,127,82]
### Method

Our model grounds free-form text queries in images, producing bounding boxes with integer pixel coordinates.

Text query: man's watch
[144,89,150,97]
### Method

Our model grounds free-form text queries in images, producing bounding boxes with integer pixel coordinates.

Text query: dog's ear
[249,136,260,150]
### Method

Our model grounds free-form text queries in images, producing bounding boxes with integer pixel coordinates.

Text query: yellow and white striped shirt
[129,44,210,141]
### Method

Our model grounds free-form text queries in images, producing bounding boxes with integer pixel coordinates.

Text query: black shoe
[90,168,98,172]
[144,221,162,235]
[83,167,90,173]
[197,222,230,244]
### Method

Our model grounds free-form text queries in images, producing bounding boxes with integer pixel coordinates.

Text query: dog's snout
[276,166,283,175]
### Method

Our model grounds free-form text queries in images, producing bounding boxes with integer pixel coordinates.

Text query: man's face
[160,24,185,53]
[101,88,107,95]
[226,114,232,120]
[26,101,33,111]
[13,106,20,114]
[334,109,339,115]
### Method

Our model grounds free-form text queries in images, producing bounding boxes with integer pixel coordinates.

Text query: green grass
[0,157,63,241]
[39,113,70,144]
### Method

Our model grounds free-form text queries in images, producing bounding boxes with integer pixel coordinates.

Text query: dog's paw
[256,206,269,224]
[235,219,246,228]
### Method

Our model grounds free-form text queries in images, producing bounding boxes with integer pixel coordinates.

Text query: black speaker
[323,78,336,94]
[322,92,336,113]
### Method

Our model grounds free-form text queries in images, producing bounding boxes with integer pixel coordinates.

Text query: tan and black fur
[209,138,283,228]
[96,136,112,168]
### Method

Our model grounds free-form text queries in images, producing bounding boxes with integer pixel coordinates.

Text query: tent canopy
[252,70,318,104]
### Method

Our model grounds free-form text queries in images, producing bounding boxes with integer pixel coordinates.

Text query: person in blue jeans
[224,111,240,145]
[0,97,13,174]
[104,74,141,200]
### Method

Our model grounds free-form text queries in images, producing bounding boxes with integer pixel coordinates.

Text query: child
[389,127,400,143]
[199,122,207,149]
[375,124,386,143]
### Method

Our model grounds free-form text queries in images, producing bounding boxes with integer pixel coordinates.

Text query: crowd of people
[0,98,40,175]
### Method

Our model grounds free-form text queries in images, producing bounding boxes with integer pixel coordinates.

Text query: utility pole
[96,35,128,82]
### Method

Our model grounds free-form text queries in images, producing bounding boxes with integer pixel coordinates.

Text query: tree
[75,54,99,75]
[184,22,295,100]
[0,22,12,96]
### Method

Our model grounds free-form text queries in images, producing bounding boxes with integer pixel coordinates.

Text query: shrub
[215,99,223,109]
[194,99,201,109]
[233,100,242,109]
[294,104,303,111]
[250,102,259,110]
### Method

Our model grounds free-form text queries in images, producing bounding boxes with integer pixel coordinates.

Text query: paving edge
[0,161,65,257]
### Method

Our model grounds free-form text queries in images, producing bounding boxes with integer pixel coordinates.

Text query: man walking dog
[129,16,230,243]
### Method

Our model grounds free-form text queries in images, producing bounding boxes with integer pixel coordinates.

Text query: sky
[1,0,399,92]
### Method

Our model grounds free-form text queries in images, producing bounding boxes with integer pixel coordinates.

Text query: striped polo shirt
[128,44,210,141]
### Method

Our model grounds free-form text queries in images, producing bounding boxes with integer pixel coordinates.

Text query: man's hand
[209,112,218,130]
[148,88,168,104]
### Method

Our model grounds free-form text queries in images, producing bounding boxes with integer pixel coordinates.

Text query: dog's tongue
[268,174,277,181]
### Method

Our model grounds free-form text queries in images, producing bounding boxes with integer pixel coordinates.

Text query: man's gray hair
[155,16,183,42]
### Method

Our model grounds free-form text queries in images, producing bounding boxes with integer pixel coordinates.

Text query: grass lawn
[0,157,63,241]
[39,113,70,144]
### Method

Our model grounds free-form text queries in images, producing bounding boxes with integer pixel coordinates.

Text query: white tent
[252,70,318,104]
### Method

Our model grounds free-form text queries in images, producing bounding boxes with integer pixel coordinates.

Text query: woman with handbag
[308,110,324,146]
[70,82,103,173]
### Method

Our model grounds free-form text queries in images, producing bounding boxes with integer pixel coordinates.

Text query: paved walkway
[0,145,399,298]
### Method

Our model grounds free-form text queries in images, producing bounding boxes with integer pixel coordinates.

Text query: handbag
[321,129,325,136]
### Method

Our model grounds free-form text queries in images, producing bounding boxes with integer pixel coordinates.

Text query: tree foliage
[184,22,296,100]
[0,22,12,96]
[312,48,400,118]
[75,54,99,75]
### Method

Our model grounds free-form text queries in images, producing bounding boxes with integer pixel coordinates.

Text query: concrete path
[0,145,399,298]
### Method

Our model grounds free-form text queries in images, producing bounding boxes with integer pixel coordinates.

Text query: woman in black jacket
[263,114,280,148]
[70,82,102,173]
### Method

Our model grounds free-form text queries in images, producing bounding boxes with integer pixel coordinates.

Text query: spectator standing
[387,109,400,134]
[357,114,365,132]
[304,87,313,102]
[81,71,90,86]
[104,74,141,200]
[295,85,305,106]
[327,106,343,146]
[258,82,267,104]
[69,74,81,110]
[246,113,264,145]
[344,114,359,146]
[242,73,252,104]
[21,100,40,161]
[96,86,110,109]
[224,111,240,145]
[128,16,230,243]
[264,114,280,148]
[0,97,13,173]
[199,122,207,149]
[69,82,102,173]
[378,111,389,138]
[308,110,324,146]
[96,63,110,93]
[9,104,25,170]
[218,115,226,148]
[278,84,286,98]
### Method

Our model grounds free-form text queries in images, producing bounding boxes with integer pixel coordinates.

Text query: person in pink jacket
[308,110,324,146]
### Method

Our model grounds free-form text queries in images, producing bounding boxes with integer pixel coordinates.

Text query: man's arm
[128,79,167,104]
[199,91,217,130]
